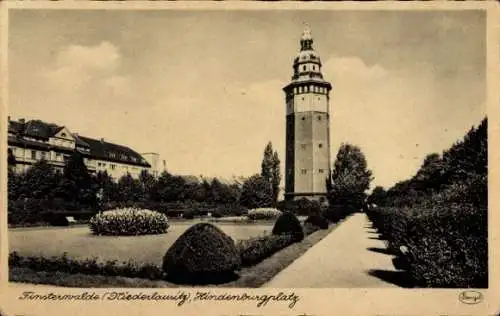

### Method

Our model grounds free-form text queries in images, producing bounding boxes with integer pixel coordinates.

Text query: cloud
[42,41,126,94]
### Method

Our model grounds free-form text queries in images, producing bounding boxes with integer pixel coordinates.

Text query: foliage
[8,149,16,167]
[276,198,322,216]
[383,118,487,208]
[22,159,61,200]
[182,209,195,219]
[260,142,281,204]
[367,186,387,206]
[61,152,97,208]
[246,208,282,220]
[304,213,329,230]
[328,143,373,211]
[138,170,158,202]
[239,174,274,209]
[367,117,487,288]
[162,223,241,284]
[367,204,487,288]
[94,170,118,205]
[272,212,304,242]
[89,208,169,236]
[115,173,142,202]
[237,234,296,267]
[9,251,164,280]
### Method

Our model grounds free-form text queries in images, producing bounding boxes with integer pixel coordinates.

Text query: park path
[263,212,403,288]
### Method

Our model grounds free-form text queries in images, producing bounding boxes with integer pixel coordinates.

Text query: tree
[138,170,158,202]
[156,171,187,202]
[117,173,142,203]
[7,149,16,170]
[8,167,23,201]
[271,151,281,203]
[328,143,373,210]
[61,152,96,207]
[23,159,59,200]
[260,142,281,204]
[94,170,118,204]
[239,174,273,209]
[367,186,387,206]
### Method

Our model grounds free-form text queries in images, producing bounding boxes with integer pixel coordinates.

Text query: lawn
[9,221,273,267]
[10,225,336,288]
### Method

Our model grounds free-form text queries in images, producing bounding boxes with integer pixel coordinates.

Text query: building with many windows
[283,26,333,201]
[7,117,154,180]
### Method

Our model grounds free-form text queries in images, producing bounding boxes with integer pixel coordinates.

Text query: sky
[8,9,486,189]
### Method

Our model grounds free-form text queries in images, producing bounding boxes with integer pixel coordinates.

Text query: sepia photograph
[1,3,496,315]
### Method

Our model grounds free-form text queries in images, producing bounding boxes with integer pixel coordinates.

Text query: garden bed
[9,225,335,288]
[9,222,273,266]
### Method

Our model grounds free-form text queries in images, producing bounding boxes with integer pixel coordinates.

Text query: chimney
[100,138,104,143]
[19,118,25,124]
[8,116,10,122]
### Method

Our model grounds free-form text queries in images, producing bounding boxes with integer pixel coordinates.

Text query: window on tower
[301,144,307,150]
[319,169,324,173]
[302,65,306,71]
[319,143,323,148]
[301,169,307,175]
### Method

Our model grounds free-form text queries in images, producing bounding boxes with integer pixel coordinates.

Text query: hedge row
[366,204,487,288]
[9,252,164,280]
[237,234,296,266]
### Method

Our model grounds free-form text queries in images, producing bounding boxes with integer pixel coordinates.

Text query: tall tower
[283,26,332,201]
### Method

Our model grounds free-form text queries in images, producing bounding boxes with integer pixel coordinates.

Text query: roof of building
[8,118,150,167]
[78,136,149,167]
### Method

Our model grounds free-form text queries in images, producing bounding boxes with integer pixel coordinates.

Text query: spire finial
[302,23,312,40]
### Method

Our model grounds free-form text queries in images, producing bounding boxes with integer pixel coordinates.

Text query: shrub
[182,209,195,219]
[276,198,322,216]
[247,208,282,220]
[211,211,223,218]
[305,214,329,230]
[368,204,487,288]
[237,234,296,266]
[162,223,241,284]
[272,212,304,242]
[88,208,169,236]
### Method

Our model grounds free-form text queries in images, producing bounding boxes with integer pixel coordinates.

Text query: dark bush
[211,211,223,218]
[272,212,304,242]
[162,223,241,284]
[182,210,195,219]
[276,198,322,216]
[237,234,296,266]
[304,213,329,230]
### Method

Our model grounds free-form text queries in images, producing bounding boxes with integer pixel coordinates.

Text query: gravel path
[263,212,401,288]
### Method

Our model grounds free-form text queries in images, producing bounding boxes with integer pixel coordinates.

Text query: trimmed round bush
[272,212,304,242]
[89,208,169,236]
[162,223,241,284]
[182,210,195,219]
[305,214,329,230]
[247,208,282,220]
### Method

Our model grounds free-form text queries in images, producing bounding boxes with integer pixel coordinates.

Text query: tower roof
[284,25,332,90]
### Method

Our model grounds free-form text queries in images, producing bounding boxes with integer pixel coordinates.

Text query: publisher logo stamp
[458,291,483,305]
